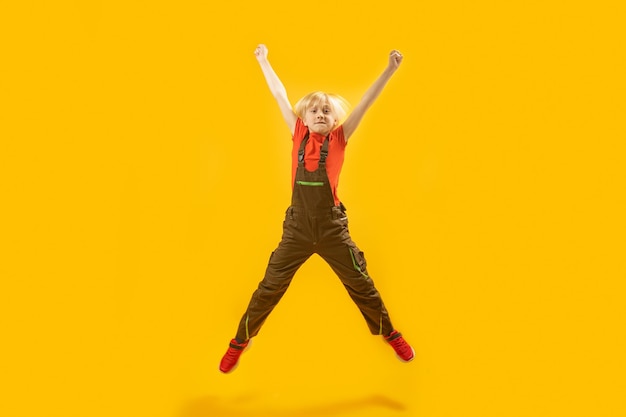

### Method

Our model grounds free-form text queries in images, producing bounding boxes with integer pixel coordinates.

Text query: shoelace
[225,347,240,359]
[225,342,247,358]
[389,337,411,356]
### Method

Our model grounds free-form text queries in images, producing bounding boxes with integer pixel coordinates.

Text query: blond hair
[294,92,351,124]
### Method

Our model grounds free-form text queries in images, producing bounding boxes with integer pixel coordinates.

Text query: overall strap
[297,131,309,166]
[319,136,330,166]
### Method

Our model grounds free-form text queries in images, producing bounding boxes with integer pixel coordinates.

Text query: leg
[317,215,415,362]
[317,230,394,336]
[235,236,312,341]
[220,210,314,373]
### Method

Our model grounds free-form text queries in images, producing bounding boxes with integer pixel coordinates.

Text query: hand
[254,44,268,62]
[388,50,403,70]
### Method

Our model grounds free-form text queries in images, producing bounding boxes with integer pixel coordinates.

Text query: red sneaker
[219,339,249,373]
[385,331,415,362]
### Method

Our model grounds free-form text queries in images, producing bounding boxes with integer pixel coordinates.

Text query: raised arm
[342,50,404,140]
[254,44,297,135]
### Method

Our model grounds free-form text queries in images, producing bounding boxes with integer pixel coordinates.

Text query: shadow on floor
[180,394,407,417]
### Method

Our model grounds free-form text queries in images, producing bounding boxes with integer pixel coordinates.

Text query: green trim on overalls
[295,181,325,186]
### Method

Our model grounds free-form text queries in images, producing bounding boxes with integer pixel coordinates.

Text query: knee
[258,275,291,293]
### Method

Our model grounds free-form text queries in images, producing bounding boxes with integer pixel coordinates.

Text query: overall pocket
[349,246,369,279]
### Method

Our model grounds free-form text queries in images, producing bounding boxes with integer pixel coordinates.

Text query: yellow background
[1,1,625,416]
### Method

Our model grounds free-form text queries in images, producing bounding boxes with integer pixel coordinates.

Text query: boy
[219,44,414,373]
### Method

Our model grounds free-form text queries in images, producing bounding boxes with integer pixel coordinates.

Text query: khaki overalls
[236,132,394,341]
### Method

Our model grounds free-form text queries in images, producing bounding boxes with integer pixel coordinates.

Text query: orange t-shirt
[291,118,346,206]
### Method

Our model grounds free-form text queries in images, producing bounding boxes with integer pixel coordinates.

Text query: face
[303,100,338,135]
